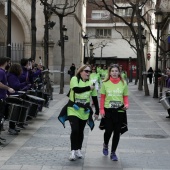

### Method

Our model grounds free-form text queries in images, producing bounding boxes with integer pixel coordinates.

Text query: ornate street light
[153,10,163,98]
[43,4,55,69]
[7,0,11,58]
[48,21,56,29]
[89,43,94,50]
[83,34,88,64]
[63,25,68,41]
[58,25,68,46]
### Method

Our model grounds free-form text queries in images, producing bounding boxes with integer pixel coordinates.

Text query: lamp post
[43,3,55,69]
[153,10,163,98]
[142,34,146,86]
[58,25,68,90]
[83,34,88,64]
[89,43,94,64]
[62,25,67,39]
[7,0,11,58]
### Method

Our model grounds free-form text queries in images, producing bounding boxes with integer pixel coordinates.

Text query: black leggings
[68,116,87,151]
[104,117,121,152]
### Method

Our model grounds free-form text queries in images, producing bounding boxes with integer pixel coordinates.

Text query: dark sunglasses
[84,70,91,73]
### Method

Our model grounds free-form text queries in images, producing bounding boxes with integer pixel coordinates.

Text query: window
[96,29,112,38]
[115,8,133,16]
[125,8,133,16]
[122,28,132,37]
[91,10,110,20]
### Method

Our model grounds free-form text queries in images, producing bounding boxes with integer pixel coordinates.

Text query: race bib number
[109,101,122,108]
[75,98,86,105]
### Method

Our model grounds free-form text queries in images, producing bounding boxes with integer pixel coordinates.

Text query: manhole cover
[144,135,168,139]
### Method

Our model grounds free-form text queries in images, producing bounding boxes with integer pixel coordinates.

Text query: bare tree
[40,0,81,94]
[88,0,156,95]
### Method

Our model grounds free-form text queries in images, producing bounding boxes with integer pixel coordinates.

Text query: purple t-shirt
[0,68,7,99]
[167,77,170,88]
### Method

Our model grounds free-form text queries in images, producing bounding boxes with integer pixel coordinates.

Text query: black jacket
[99,107,128,135]
[58,100,95,131]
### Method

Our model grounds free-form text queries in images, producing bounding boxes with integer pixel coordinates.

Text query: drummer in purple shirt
[0,57,15,138]
[0,58,15,99]
[7,63,31,135]
[19,58,31,84]
[7,63,31,93]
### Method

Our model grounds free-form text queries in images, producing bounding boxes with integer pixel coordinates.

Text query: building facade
[0,0,85,83]
[156,0,170,70]
[86,0,157,77]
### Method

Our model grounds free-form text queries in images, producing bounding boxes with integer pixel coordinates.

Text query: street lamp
[89,43,94,64]
[153,10,163,98]
[43,5,55,69]
[7,0,11,58]
[83,34,88,64]
[141,34,147,86]
[57,25,68,90]
[62,25,67,38]
[58,25,68,46]
[47,21,56,29]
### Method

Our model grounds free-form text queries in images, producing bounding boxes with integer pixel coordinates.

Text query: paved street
[0,83,170,170]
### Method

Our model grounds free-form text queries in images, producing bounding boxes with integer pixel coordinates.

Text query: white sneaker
[69,150,76,161]
[75,149,83,159]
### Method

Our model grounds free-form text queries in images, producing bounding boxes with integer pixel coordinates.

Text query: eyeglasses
[84,70,91,73]
[92,69,96,70]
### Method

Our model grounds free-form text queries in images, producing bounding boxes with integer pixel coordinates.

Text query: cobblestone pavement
[0,83,170,170]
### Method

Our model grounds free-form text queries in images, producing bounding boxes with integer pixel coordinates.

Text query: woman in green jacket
[67,64,99,161]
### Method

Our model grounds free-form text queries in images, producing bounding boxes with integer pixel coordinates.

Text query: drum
[8,103,27,123]
[26,90,50,107]
[36,91,44,98]
[23,100,39,118]
[27,90,37,96]
[18,105,28,123]
[43,93,51,107]
[36,91,50,107]
[26,95,45,111]
[6,96,23,105]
